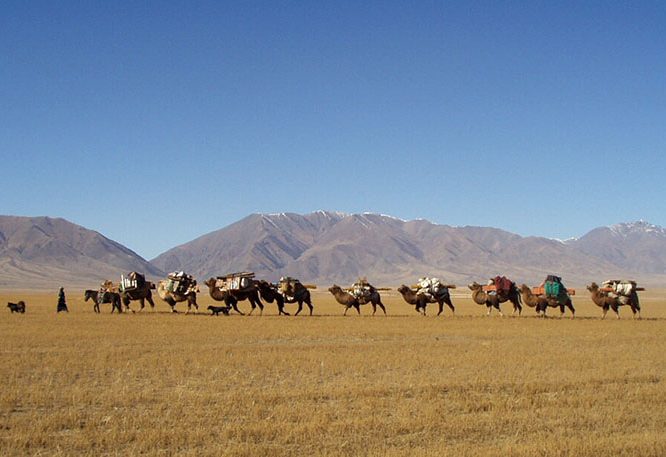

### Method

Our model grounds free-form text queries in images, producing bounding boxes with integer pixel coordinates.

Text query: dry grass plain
[1,287,665,456]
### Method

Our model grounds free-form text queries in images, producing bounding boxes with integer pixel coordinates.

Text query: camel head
[587,282,599,292]
[328,285,342,294]
[519,284,530,293]
[468,282,482,291]
[397,285,411,295]
[204,278,216,289]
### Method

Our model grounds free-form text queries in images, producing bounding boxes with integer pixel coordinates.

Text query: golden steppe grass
[0,287,664,456]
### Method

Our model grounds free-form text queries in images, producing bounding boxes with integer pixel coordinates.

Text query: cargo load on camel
[214,272,255,291]
[120,271,146,292]
[166,271,197,295]
[415,277,454,300]
[543,274,573,305]
[483,276,515,296]
[279,276,301,298]
[530,275,575,301]
[350,277,375,304]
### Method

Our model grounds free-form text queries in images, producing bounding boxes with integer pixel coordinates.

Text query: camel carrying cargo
[588,280,642,319]
[214,271,255,291]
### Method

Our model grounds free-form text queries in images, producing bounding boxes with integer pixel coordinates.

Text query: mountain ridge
[0,215,163,288]
[2,212,665,288]
[151,212,666,286]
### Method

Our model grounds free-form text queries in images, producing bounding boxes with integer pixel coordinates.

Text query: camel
[204,278,264,315]
[518,284,575,318]
[517,284,548,316]
[328,285,387,315]
[587,282,640,319]
[156,280,199,314]
[256,281,289,316]
[121,281,157,313]
[281,280,315,316]
[397,285,454,316]
[468,281,522,316]
[84,289,122,313]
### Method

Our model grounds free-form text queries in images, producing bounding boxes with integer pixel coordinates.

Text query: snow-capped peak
[609,220,666,237]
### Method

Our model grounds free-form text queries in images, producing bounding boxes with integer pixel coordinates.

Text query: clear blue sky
[2,1,665,259]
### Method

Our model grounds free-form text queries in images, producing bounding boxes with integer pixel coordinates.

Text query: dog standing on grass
[7,301,26,313]
[208,305,230,316]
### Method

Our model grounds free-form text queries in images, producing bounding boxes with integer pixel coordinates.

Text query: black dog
[208,305,230,316]
[7,301,26,313]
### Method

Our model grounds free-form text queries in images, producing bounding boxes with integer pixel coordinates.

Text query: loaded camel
[468,281,522,316]
[518,285,575,318]
[586,282,640,319]
[156,280,199,314]
[397,285,454,316]
[204,278,265,315]
[84,289,122,313]
[328,285,387,316]
[280,279,315,316]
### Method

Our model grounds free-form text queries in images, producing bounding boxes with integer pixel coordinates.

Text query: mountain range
[152,212,666,286]
[0,216,163,288]
[2,213,666,289]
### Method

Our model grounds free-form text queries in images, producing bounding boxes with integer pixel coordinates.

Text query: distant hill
[566,221,666,275]
[151,211,666,286]
[0,216,163,289]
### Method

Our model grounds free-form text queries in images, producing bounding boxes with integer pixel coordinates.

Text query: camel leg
[486,305,491,316]
[601,307,608,319]
[225,296,244,316]
[123,297,134,314]
[354,304,361,315]
[376,300,387,316]
[295,301,303,316]
[146,295,156,311]
[344,305,350,316]
[445,297,455,315]
[278,299,290,316]
[371,304,377,316]
[437,301,444,316]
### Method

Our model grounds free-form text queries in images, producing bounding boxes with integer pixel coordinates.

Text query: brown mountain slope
[151,211,654,286]
[0,216,163,289]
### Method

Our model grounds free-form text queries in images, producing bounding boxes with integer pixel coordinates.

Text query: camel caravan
[78,269,647,320]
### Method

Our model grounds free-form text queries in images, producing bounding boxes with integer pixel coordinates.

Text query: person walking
[57,287,68,313]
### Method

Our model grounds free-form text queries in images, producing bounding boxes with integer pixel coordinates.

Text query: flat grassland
[1,288,664,456]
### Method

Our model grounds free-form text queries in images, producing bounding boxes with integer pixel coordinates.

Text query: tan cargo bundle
[279,276,300,296]
[215,271,255,291]
[166,271,196,294]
